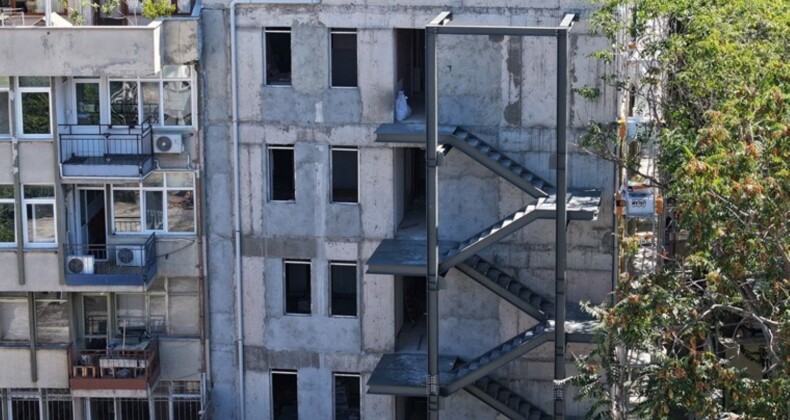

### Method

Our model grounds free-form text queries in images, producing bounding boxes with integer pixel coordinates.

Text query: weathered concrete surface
[0,347,69,388]
[204,1,613,418]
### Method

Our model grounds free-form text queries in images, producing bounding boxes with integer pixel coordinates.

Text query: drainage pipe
[229,2,247,418]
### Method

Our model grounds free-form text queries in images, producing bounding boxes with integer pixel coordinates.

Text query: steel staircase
[367,125,601,419]
[465,376,552,420]
[457,255,553,322]
[445,127,551,198]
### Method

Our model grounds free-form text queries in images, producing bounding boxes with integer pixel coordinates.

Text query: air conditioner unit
[153,133,184,154]
[116,247,145,267]
[66,255,95,274]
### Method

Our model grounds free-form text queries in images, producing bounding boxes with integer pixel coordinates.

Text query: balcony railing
[63,233,157,287]
[59,119,155,179]
[69,337,160,392]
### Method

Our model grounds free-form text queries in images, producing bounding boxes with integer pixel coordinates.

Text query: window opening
[75,81,101,125]
[330,262,357,317]
[35,292,70,344]
[330,29,358,87]
[265,27,292,86]
[395,30,426,121]
[331,148,358,203]
[272,370,298,420]
[395,276,427,352]
[83,295,108,350]
[334,374,361,420]
[269,146,295,201]
[0,296,30,342]
[284,261,311,315]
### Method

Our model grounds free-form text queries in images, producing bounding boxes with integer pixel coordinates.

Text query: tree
[572,1,789,418]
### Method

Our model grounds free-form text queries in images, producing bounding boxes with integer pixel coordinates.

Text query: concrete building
[203,1,615,419]
[0,2,208,419]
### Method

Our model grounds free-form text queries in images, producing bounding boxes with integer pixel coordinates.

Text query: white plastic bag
[395,91,412,121]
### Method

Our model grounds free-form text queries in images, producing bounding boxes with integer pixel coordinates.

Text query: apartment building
[0,2,208,419]
[203,1,616,419]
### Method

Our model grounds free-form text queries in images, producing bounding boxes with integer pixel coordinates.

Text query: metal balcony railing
[69,337,160,391]
[63,233,158,287]
[58,118,155,178]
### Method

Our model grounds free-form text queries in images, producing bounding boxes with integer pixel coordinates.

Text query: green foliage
[573,86,603,102]
[142,0,176,20]
[574,0,790,418]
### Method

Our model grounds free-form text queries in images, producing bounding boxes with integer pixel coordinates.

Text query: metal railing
[69,337,160,384]
[0,8,29,27]
[63,233,157,282]
[58,118,154,165]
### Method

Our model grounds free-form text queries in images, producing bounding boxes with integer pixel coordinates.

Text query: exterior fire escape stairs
[367,125,601,419]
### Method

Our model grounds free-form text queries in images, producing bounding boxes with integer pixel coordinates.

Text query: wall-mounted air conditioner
[66,255,95,274]
[116,247,145,267]
[153,133,184,154]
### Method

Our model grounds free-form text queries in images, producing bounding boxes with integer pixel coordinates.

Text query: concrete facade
[0,3,208,419]
[203,1,614,419]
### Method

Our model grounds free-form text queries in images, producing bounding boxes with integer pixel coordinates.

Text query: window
[116,293,166,335]
[108,66,193,126]
[0,77,10,136]
[272,371,298,420]
[284,261,310,315]
[75,80,101,125]
[0,0,63,13]
[0,296,29,342]
[330,262,357,317]
[10,390,39,420]
[22,185,56,247]
[331,147,358,203]
[330,29,358,87]
[35,293,69,344]
[265,28,292,86]
[112,172,196,234]
[334,374,361,420]
[17,77,51,137]
[0,185,15,246]
[270,146,295,201]
[44,389,73,420]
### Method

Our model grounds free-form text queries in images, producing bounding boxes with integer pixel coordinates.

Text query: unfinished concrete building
[0,2,209,419]
[204,0,616,418]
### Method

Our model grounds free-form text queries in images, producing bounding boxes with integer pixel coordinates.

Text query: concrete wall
[203,1,613,418]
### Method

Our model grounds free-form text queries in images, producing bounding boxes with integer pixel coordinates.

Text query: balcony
[63,233,158,288]
[59,121,155,179]
[69,338,160,397]
[0,3,200,77]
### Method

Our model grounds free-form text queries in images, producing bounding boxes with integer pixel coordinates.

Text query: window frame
[268,145,296,202]
[110,172,197,235]
[115,292,167,336]
[264,27,293,87]
[329,28,359,88]
[16,77,52,139]
[106,67,195,127]
[330,147,359,204]
[0,77,11,138]
[21,184,57,248]
[0,184,16,247]
[283,260,311,316]
[333,373,361,420]
[73,78,103,126]
[329,261,358,318]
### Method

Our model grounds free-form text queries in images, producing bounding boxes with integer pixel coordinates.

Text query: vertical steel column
[425,25,441,420]
[554,27,569,419]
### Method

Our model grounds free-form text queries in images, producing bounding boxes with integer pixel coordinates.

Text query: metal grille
[10,392,40,420]
[118,399,150,420]
[45,390,73,420]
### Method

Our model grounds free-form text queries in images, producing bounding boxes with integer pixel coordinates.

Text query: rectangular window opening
[334,374,361,420]
[284,261,311,315]
[272,370,298,420]
[270,146,295,201]
[0,184,16,245]
[330,263,357,317]
[22,184,56,247]
[331,148,358,203]
[331,29,358,87]
[266,28,292,86]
